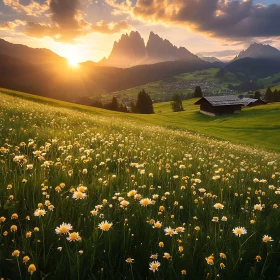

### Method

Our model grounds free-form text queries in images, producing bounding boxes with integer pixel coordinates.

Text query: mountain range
[1,34,280,104]
[0,38,66,66]
[100,31,280,68]
[197,53,222,63]
[0,37,210,102]
[232,42,280,61]
[99,31,202,68]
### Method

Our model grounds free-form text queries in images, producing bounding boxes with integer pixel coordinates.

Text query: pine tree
[254,91,261,99]
[135,90,154,114]
[130,101,136,113]
[194,86,203,98]
[171,93,184,112]
[110,96,119,111]
[265,88,273,102]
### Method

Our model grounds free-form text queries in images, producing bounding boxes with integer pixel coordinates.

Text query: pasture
[0,89,280,279]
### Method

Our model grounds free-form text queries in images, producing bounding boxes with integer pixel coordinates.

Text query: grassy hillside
[1,88,280,152]
[106,68,240,104]
[0,88,280,280]
[259,72,280,88]
[133,99,280,152]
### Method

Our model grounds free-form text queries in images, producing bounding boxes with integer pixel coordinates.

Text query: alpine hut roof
[194,95,244,106]
[241,98,267,106]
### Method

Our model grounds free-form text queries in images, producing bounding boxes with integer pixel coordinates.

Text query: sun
[68,57,80,68]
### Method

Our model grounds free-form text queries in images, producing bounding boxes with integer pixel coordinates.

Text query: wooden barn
[241,98,267,107]
[194,95,244,116]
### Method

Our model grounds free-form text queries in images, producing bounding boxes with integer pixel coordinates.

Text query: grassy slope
[259,72,280,89]
[1,87,280,152]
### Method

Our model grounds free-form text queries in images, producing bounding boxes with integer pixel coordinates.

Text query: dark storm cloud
[106,0,280,38]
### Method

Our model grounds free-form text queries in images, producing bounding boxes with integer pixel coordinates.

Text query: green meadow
[3,88,279,152]
[0,88,280,280]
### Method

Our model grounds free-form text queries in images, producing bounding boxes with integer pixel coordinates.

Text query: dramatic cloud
[106,0,280,38]
[0,20,26,31]
[91,20,131,34]
[3,0,50,17]
[21,0,91,41]
[4,0,131,42]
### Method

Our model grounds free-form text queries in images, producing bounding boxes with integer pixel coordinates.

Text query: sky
[0,0,280,63]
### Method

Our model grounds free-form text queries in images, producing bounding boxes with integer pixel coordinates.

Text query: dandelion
[149,261,160,272]
[213,203,224,209]
[220,263,225,269]
[176,226,185,233]
[153,221,162,228]
[163,252,171,259]
[10,225,17,232]
[254,204,263,211]
[262,235,273,242]
[205,255,214,265]
[98,221,113,231]
[67,232,81,242]
[194,226,200,231]
[26,231,32,238]
[181,270,187,275]
[178,246,184,253]
[90,210,98,216]
[0,217,6,223]
[72,191,87,200]
[12,250,20,257]
[150,254,158,259]
[120,200,129,208]
[139,198,152,207]
[255,255,262,262]
[127,190,137,197]
[232,227,247,237]
[164,227,178,236]
[55,223,73,235]
[28,264,36,275]
[159,242,164,247]
[11,213,18,219]
[220,253,226,259]
[48,205,55,211]
[23,256,30,263]
[34,209,46,217]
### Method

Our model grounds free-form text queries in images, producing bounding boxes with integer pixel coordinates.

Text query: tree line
[91,86,205,114]
[265,88,280,103]
[92,90,154,114]
[91,97,128,112]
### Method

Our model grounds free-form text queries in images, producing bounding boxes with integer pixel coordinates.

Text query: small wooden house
[241,98,267,107]
[194,96,244,116]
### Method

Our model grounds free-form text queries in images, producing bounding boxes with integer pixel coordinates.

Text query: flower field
[0,92,280,279]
